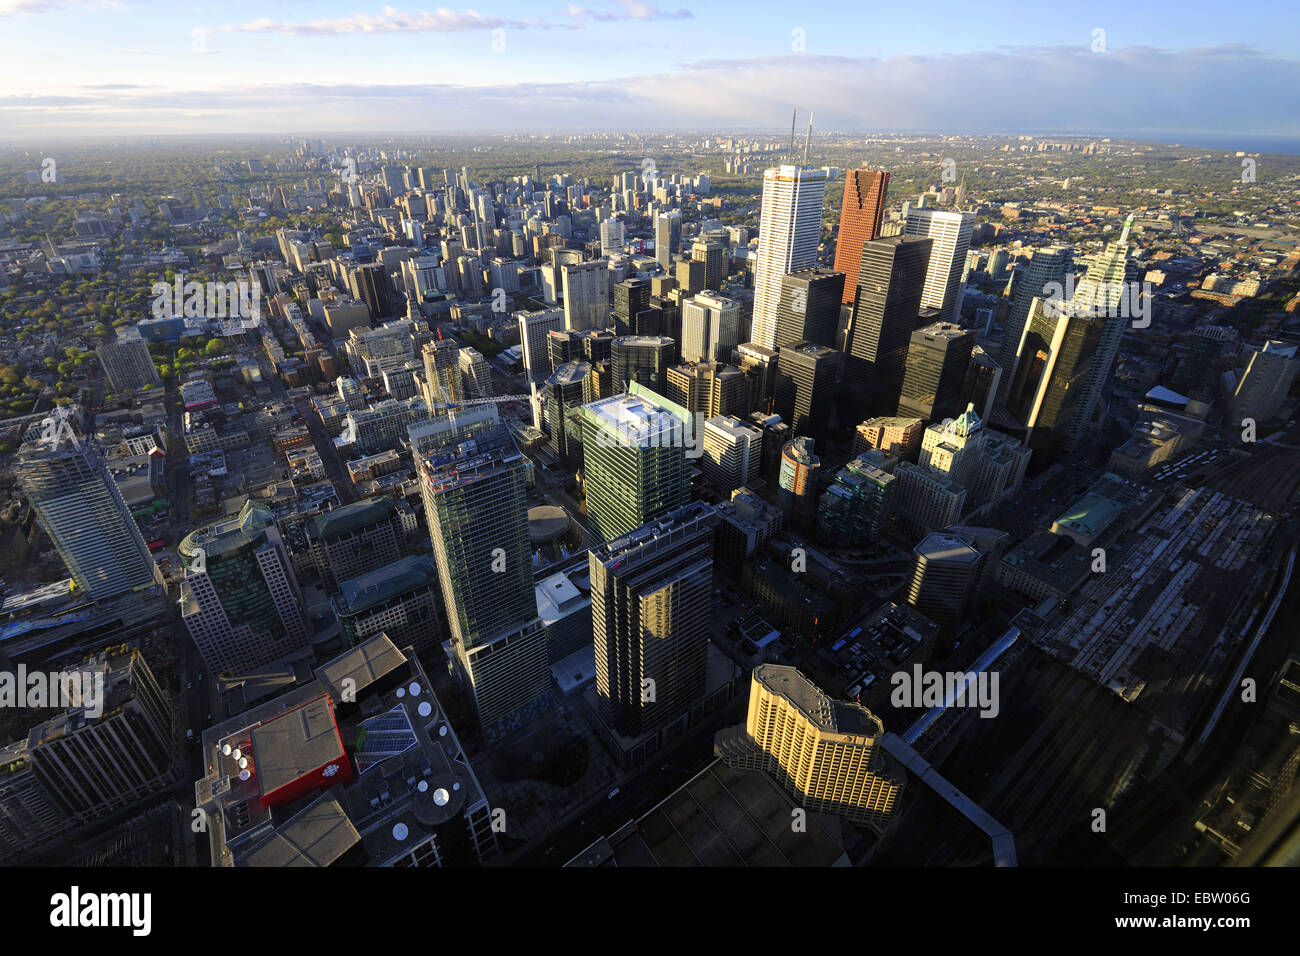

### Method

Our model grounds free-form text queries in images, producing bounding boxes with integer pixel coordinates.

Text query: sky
[1,0,1298,145]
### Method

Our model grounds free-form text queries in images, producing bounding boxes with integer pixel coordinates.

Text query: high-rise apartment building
[545,360,595,466]
[16,408,162,602]
[590,501,718,739]
[562,260,611,331]
[416,424,548,728]
[518,307,566,384]
[581,385,692,543]
[752,165,828,349]
[97,325,160,392]
[833,167,890,304]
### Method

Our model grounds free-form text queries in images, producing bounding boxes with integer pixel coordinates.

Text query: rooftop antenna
[803,111,814,165]
[788,109,797,164]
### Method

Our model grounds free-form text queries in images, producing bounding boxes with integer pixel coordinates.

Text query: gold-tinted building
[716,665,903,827]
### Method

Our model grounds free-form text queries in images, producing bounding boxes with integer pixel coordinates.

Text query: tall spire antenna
[789,109,797,164]
[803,111,814,165]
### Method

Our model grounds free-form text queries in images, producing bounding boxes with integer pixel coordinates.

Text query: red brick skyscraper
[833,168,890,303]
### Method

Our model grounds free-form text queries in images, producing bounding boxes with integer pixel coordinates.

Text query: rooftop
[335,556,439,616]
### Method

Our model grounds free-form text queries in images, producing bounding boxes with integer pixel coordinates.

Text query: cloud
[221,3,691,35]
[1,0,122,14]
[1,45,1296,143]
[225,5,554,36]
[566,1,693,21]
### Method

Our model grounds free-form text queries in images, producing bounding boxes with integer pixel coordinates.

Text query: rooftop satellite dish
[238,757,248,769]
[418,701,432,718]
[417,781,429,793]
[238,769,251,781]
[222,744,232,756]
[408,682,421,696]
[452,782,460,791]
[438,725,447,737]
[232,748,242,760]
[396,688,405,698]
[392,822,409,841]
[433,788,450,806]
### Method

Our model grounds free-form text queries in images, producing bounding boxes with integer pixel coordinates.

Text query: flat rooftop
[567,760,847,867]
[251,695,345,797]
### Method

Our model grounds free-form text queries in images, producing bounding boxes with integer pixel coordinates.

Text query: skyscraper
[665,362,750,421]
[691,239,726,290]
[655,211,681,271]
[833,167,889,305]
[1006,298,1104,456]
[775,340,842,451]
[897,321,976,423]
[590,501,718,739]
[701,415,763,492]
[545,360,594,466]
[16,408,161,602]
[611,335,676,395]
[841,235,932,416]
[903,208,975,323]
[417,424,548,728]
[906,532,986,628]
[816,453,896,548]
[518,307,566,384]
[581,385,692,543]
[562,259,611,331]
[97,325,160,392]
[179,501,310,675]
[751,165,828,349]
[999,246,1066,392]
[774,268,844,351]
[681,292,742,364]
[1067,215,1142,445]
[612,277,653,336]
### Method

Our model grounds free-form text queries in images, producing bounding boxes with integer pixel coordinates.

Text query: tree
[205,339,224,357]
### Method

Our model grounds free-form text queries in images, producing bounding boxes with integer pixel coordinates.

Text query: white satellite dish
[396,688,405,698]
[238,769,251,781]
[438,725,447,737]
[232,748,242,760]
[392,823,409,841]
[222,744,232,756]
[433,788,450,806]
[417,780,428,793]
[417,701,432,718]
[238,757,248,769]
[408,682,421,696]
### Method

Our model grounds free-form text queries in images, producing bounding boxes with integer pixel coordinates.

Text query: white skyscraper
[562,259,611,331]
[904,208,975,323]
[751,165,827,350]
[681,292,742,364]
[600,218,626,258]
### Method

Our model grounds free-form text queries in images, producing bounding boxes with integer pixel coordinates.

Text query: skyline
[0,1,1297,146]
